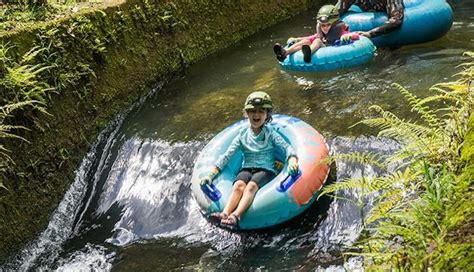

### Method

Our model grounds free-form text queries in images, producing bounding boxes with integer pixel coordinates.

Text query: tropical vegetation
[321,52,473,270]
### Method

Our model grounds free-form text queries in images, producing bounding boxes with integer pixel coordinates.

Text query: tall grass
[320,53,473,270]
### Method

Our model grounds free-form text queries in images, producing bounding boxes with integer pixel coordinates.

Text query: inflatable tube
[341,0,453,47]
[191,114,330,230]
[279,36,376,72]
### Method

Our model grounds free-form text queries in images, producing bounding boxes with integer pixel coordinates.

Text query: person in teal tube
[336,0,405,38]
[200,91,299,227]
[273,4,357,63]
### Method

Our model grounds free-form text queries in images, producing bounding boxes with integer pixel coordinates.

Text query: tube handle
[277,170,302,192]
[201,183,222,202]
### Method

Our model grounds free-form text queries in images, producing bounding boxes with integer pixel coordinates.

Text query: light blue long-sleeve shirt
[215,125,296,174]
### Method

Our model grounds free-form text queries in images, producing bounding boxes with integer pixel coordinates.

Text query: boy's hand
[200,167,219,186]
[340,34,352,44]
[200,176,213,186]
[287,157,299,177]
[357,31,371,38]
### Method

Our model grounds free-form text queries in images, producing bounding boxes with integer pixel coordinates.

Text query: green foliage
[324,53,474,270]
[0,2,67,32]
[1,1,127,33]
[0,101,38,191]
[0,44,52,114]
[0,43,52,190]
[321,151,387,170]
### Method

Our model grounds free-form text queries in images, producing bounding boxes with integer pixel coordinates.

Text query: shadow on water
[2,1,474,270]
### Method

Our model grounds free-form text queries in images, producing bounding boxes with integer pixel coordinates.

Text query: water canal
[3,1,473,270]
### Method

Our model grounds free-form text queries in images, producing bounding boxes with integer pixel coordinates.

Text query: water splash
[55,244,114,272]
[2,117,123,270]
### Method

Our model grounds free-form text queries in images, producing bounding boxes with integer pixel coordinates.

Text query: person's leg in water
[212,168,252,220]
[302,38,323,63]
[213,180,246,221]
[221,181,259,226]
[273,39,311,61]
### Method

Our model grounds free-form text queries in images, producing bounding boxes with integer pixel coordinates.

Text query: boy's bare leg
[310,38,324,53]
[286,39,311,55]
[222,180,246,216]
[229,181,259,219]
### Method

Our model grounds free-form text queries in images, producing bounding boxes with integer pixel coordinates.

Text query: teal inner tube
[341,0,453,47]
[279,36,376,72]
[191,115,330,230]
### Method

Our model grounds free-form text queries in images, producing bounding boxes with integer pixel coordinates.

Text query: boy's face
[320,22,332,34]
[245,107,268,129]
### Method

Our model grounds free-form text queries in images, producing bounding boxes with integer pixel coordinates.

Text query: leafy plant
[0,101,40,190]
[1,45,53,113]
[0,43,52,190]
[321,53,473,270]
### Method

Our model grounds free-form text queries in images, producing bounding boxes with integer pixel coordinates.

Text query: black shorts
[235,168,275,188]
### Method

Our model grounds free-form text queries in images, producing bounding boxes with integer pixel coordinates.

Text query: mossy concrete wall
[0,0,326,262]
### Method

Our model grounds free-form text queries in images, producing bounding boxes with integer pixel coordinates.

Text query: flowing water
[3,1,474,271]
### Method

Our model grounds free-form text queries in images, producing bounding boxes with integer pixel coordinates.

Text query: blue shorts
[235,168,275,188]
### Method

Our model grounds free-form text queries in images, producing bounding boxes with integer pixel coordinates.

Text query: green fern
[392,83,442,130]
[321,151,386,169]
[329,52,473,270]
[0,100,38,191]
[365,189,404,225]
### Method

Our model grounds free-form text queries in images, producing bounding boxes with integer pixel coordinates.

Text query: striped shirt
[215,125,296,174]
[336,0,404,37]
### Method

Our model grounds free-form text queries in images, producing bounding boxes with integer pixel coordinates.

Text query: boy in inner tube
[273,4,359,63]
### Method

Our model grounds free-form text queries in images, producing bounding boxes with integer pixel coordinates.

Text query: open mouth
[252,117,261,123]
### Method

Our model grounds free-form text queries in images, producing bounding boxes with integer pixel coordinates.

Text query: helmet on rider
[317,4,339,24]
[243,91,273,111]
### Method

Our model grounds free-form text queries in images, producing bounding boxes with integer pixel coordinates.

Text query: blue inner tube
[279,36,376,72]
[341,0,453,47]
[191,115,330,230]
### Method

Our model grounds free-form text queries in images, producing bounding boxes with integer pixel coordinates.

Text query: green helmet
[243,91,273,110]
[317,4,339,24]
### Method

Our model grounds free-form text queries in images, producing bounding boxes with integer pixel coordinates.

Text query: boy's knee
[245,182,259,193]
[233,180,246,192]
[312,39,323,46]
[301,39,311,45]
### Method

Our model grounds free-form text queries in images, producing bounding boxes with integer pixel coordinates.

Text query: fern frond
[0,100,38,115]
[321,170,412,199]
[0,181,8,192]
[392,83,442,129]
[0,130,29,142]
[432,82,469,94]
[463,51,474,57]
[355,106,436,145]
[21,46,47,63]
[320,176,373,198]
[366,189,404,224]
[322,152,386,169]
[377,123,433,140]
[421,87,468,105]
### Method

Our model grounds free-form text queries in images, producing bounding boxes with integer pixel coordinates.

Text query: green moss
[0,0,326,261]
[460,112,474,186]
